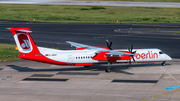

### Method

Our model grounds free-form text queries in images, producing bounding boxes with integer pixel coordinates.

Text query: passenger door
[68,55,73,64]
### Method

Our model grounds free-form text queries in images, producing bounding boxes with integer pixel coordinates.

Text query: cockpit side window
[159,51,164,54]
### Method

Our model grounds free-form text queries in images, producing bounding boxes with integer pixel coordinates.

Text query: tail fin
[8,28,68,65]
[8,28,41,57]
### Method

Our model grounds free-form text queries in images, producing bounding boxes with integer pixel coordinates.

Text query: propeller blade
[128,47,130,52]
[132,56,136,62]
[106,40,112,50]
[109,41,112,48]
[106,40,110,48]
[128,44,136,65]
[132,51,136,54]
[131,44,133,53]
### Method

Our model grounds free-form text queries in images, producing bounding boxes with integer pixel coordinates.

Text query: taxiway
[0,59,180,101]
[0,22,180,101]
[0,22,180,58]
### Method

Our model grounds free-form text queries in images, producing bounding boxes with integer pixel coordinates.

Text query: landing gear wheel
[105,68,111,73]
[84,65,90,68]
[161,61,166,66]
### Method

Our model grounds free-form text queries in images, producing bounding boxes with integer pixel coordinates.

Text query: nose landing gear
[161,61,166,66]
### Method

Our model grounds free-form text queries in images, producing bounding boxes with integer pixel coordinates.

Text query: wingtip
[22,30,32,33]
[66,41,70,43]
[6,28,11,30]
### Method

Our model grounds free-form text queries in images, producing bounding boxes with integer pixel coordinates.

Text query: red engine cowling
[92,51,131,62]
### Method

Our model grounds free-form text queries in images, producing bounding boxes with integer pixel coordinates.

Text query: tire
[84,65,90,68]
[161,62,165,66]
[105,68,111,73]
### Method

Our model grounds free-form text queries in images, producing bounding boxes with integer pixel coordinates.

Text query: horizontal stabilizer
[6,28,32,33]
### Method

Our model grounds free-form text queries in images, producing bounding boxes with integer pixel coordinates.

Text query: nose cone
[166,54,172,61]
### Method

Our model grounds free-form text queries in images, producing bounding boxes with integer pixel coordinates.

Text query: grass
[0,43,20,62]
[151,31,180,33]
[72,0,180,2]
[0,4,180,23]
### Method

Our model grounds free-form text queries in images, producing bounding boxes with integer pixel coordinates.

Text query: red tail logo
[18,34,30,49]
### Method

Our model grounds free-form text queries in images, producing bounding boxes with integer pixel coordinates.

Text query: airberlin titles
[136,51,158,59]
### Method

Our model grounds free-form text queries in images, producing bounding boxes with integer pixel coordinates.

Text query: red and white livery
[8,28,172,72]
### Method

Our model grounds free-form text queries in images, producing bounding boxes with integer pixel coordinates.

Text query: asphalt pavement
[0,1,180,101]
[1,21,180,101]
[0,21,180,58]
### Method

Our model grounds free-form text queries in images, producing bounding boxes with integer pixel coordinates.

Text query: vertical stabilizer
[8,28,41,58]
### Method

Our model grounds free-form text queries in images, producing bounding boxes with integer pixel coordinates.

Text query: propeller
[128,44,136,65]
[105,40,136,65]
[106,39,112,50]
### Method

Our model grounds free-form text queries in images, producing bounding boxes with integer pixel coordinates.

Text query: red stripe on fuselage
[19,54,68,65]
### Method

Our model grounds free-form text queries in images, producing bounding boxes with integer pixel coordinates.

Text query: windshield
[159,51,165,54]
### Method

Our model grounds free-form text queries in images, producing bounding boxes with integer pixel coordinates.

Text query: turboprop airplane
[8,28,172,72]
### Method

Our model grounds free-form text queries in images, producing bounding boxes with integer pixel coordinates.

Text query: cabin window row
[76,56,93,59]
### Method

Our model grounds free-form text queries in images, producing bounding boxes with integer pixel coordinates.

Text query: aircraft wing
[105,50,136,56]
[66,41,99,50]
[66,41,136,56]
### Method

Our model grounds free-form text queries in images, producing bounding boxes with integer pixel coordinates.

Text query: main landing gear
[105,62,112,73]
[84,65,90,68]
[161,61,166,66]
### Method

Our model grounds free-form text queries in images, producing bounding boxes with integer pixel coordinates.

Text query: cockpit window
[159,51,164,54]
